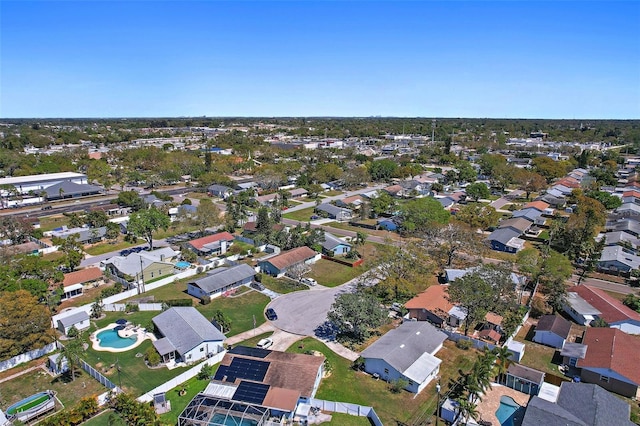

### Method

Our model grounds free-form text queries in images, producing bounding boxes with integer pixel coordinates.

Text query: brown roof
[262,387,300,411]
[578,327,640,384]
[479,329,501,343]
[570,285,640,324]
[340,195,364,205]
[498,217,532,233]
[485,312,503,326]
[405,285,453,319]
[507,363,545,384]
[524,200,550,211]
[63,267,103,286]
[262,246,317,271]
[535,314,571,339]
[188,232,234,250]
[622,190,640,198]
[218,349,324,398]
[556,177,580,188]
[384,185,403,194]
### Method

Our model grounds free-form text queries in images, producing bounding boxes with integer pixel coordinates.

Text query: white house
[360,321,447,394]
[533,315,572,349]
[152,307,225,364]
[56,310,90,336]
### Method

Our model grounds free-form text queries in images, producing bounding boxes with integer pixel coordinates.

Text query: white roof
[403,352,441,384]
[203,382,237,399]
[538,382,560,403]
[63,284,83,293]
[0,172,85,186]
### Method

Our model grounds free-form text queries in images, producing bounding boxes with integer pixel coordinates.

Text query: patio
[475,383,530,426]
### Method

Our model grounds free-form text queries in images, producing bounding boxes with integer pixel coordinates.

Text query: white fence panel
[138,303,164,311]
[0,342,57,373]
[309,398,383,425]
[137,351,226,403]
[103,303,126,312]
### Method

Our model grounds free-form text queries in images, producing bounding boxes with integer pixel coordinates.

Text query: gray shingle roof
[105,248,176,276]
[321,232,351,251]
[189,264,256,294]
[522,396,587,426]
[153,307,225,357]
[361,322,446,376]
[59,311,89,328]
[535,315,571,339]
[486,227,521,245]
[556,382,635,426]
[315,203,351,217]
[44,181,102,198]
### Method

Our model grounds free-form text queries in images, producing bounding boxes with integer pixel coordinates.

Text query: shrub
[456,339,473,350]
[201,295,211,305]
[161,298,193,307]
[145,347,161,366]
[389,378,409,393]
[197,363,215,380]
[530,298,548,318]
[352,357,365,371]
[254,273,263,283]
[125,303,139,313]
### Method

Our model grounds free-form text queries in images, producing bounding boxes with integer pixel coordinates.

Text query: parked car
[265,308,278,321]
[251,282,265,291]
[301,277,317,286]
[310,215,319,220]
[256,338,273,349]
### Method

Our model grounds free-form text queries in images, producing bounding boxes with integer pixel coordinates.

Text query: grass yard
[84,239,141,256]
[324,413,374,425]
[0,367,105,411]
[515,323,560,375]
[326,221,402,240]
[39,215,71,231]
[283,207,316,222]
[261,275,308,294]
[81,410,119,426]
[307,242,382,287]
[287,338,478,426]
[158,375,213,425]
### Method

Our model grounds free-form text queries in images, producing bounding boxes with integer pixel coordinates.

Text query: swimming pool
[495,395,521,426]
[176,261,191,269]
[209,413,258,426]
[6,391,56,422]
[97,328,137,349]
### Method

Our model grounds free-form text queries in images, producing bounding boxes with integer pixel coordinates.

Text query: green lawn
[307,259,364,287]
[261,275,308,294]
[324,413,374,425]
[159,375,214,425]
[84,240,141,256]
[39,215,71,232]
[287,338,475,425]
[0,368,105,411]
[283,207,316,222]
[515,324,560,375]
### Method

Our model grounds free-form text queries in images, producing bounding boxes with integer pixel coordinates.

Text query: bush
[456,339,473,350]
[161,298,193,307]
[530,298,548,318]
[389,378,409,393]
[197,363,215,380]
[352,357,365,371]
[145,347,161,366]
[201,295,211,305]
[254,273,263,283]
[125,303,139,313]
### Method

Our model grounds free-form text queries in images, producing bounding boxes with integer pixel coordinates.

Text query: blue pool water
[176,261,191,268]
[495,396,521,426]
[97,328,137,349]
[209,413,258,426]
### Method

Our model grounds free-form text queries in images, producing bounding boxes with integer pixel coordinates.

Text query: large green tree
[127,207,170,250]
[465,182,490,201]
[328,292,388,344]
[398,197,449,235]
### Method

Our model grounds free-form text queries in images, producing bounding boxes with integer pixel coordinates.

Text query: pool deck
[91,323,155,353]
[476,384,530,426]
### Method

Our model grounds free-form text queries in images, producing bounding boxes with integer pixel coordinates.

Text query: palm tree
[57,334,86,381]
[492,345,513,384]
[455,396,480,425]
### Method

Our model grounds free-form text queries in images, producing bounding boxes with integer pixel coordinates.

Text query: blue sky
[1,1,639,118]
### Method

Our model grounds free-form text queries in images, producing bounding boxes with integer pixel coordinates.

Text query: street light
[435,381,441,426]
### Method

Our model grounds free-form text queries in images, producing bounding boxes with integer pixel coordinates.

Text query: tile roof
[569,285,640,324]
[485,312,503,326]
[535,315,571,339]
[63,267,103,286]
[383,185,403,194]
[260,246,317,271]
[188,232,235,250]
[405,285,454,319]
[524,200,550,211]
[577,327,640,385]
[478,329,501,343]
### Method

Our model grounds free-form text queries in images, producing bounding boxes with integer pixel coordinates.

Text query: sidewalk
[225,322,275,346]
[317,338,359,361]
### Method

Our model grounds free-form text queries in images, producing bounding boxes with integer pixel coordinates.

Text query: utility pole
[432,119,436,144]
[139,256,145,294]
[435,381,441,426]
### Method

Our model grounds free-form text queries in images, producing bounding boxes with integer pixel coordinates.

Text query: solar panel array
[229,346,271,359]
[214,357,270,383]
[232,380,270,405]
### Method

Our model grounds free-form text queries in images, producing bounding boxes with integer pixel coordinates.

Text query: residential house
[512,208,545,225]
[523,200,551,212]
[539,193,566,209]
[576,327,640,398]
[560,342,589,369]
[521,382,635,426]
[497,217,533,234]
[437,192,466,209]
[258,246,319,277]
[56,310,90,336]
[605,218,640,237]
[315,203,352,221]
[254,193,280,206]
[335,194,364,209]
[50,226,107,244]
[61,267,104,300]
[377,218,398,231]
[565,285,640,335]
[185,232,235,257]
[503,364,545,395]
[485,227,525,253]
[187,264,256,301]
[152,307,225,364]
[382,184,405,198]
[48,353,69,375]
[208,184,234,199]
[563,291,602,326]
[361,321,447,394]
[621,190,640,204]
[603,231,640,253]
[400,180,430,196]
[103,247,177,286]
[178,346,324,425]
[320,232,352,256]
[404,285,467,328]
[288,188,308,198]
[533,315,572,349]
[597,245,640,275]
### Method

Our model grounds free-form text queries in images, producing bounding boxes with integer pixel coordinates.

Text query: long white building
[0,172,87,195]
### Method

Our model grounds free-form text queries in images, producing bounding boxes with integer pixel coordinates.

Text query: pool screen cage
[178,393,271,426]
